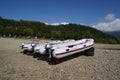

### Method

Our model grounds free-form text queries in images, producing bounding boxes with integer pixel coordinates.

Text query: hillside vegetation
[0,17,120,44]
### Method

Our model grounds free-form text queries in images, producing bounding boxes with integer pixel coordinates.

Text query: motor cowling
[21,43,25,49]
[46,44,52,49]
[31,43,36,47]
[45,44,53,53]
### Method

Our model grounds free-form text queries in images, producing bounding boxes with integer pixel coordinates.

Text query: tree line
[0,16,120,44]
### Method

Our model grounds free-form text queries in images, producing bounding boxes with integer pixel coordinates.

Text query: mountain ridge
[105,31,120,37]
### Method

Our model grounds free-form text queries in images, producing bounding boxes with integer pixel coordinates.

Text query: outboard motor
[21,43,25,49]
[31,43,36,52]
[45,44,53,53]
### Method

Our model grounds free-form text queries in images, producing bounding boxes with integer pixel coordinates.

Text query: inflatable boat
[21,40,39,54]
[48,39,94,63]
[33,40,62,55]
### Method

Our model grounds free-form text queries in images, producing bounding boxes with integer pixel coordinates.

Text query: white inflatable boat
[34,40,63,55]
[21,40,39,54]
[48,39,94,64]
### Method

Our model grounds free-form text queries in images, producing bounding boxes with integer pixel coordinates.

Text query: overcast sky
[0,0,120,32]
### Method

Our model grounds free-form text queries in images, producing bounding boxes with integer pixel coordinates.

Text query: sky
[0,0,120,32]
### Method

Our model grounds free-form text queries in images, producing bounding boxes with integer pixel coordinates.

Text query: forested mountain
[0,16,120,44]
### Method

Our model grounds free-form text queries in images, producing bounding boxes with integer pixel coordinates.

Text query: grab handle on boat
[66,49,69,51]
[84,45,86,47]
[68,45,74,48]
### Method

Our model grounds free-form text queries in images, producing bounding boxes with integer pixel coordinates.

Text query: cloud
[61,22,69,25]
[104,14,116,22]
[93,14,120,32]
[45,23,49,25]
[51,22,69,26]
[51,23,60,26]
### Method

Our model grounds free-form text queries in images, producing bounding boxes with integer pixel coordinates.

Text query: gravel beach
[0,38,120,80]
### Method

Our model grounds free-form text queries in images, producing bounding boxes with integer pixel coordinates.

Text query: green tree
[23,28,33,36]
[51,31,61,39]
